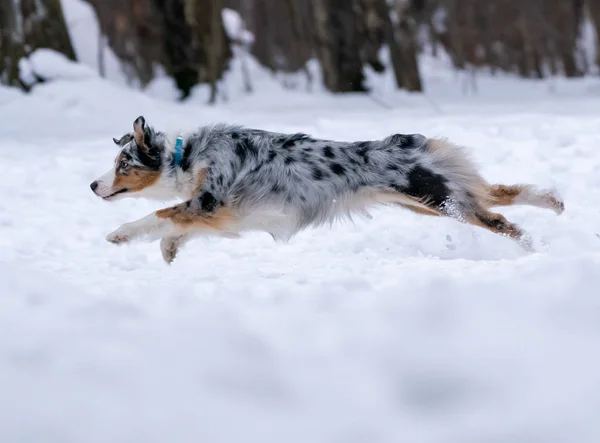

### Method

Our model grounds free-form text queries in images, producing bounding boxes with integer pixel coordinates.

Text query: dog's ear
[113,134,134,146]
[133,116,152,148]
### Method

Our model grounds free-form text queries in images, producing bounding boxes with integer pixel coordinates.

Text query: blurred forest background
[0,0,597,102]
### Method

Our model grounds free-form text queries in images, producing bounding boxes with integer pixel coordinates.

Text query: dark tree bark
[85,0,232,99]
[184,0,232,103]
[357,0,386,73]
[0,0,76,89]
[313,0,367,92]
[153,0,197,98]
[84,0,164,86]
[377,0,423,91]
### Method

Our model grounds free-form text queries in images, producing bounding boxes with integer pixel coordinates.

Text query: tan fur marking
[486,184,564,214]
[113,169,161,192]
[375,190,441,216]
[487,184,524,206]
[424,138,448,154]
[467,209,524,240]
[156,204,236,231]
[399,204,441,217]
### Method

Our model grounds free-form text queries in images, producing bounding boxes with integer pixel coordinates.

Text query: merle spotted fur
[91,116,565,263]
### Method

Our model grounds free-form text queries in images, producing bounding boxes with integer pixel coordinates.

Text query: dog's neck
[161,132,194,199]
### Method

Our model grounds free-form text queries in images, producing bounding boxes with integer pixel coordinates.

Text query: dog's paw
[543,189,565,215]
[160,236,180,264]
[106,225,134,245]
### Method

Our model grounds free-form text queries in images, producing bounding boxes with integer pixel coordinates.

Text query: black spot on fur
[283,133,312,149]
[284,156,295,165]
[355,142,370,164]
[180,142,192,171]
[267,150,277,163]
[231,132,240,139]
[387,163,399,171]
[235,137,257,164]
[198,192,219,212]
[323,146,335,158]
[272,183,283,193]
[283,139,296,149]
[136,145,162,170]
[312,167,325,180]
[399,165,450,207]
[299,195,307,202]
[216,175,224,186]
[347,156,359,166]
[330,163,346,176]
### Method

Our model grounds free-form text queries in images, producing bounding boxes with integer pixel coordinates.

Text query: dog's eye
[120,160,129,169]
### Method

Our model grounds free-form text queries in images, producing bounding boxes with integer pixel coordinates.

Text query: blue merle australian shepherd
[91,116,564,263]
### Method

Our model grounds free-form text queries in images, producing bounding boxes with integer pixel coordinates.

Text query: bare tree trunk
[153,0,198,99]
[0,0,76,89]
[85,0,163,86]
[0,0,23,88]
[392,0,423,91]
[374,0,404,88]
[184,0,232,103]
[313,0,366,92]
[284,0,313,89]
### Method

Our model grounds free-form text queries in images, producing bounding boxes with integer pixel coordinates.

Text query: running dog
[90,116,564,263]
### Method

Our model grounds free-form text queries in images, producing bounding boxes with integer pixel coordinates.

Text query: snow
[2,45,600,443]
[19,49,96,84]
[222,8,255,45]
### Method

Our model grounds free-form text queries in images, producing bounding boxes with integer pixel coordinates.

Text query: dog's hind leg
[462,207,533,251]
[486,184,564,214]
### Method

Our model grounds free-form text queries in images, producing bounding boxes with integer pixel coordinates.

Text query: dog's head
[90,116,166,201]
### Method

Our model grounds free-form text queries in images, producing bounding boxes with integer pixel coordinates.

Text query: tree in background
[313,0,368,92]
[183,0,232,103]
[0,0,76,90]
[1,0,598,98]
[86,0,232,100]
[83,0,164,86]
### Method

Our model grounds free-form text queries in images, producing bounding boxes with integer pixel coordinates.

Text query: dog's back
[183,125,489,239]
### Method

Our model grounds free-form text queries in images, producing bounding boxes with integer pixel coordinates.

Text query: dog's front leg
[107,193,236,248]
[106,212,177,245]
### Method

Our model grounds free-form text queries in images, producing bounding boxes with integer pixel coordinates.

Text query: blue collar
[173,136,184,167]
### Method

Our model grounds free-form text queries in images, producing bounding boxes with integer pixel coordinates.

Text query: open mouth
[102,188,128,200]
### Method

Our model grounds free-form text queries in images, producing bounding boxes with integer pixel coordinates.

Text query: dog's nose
[90,181,98,192]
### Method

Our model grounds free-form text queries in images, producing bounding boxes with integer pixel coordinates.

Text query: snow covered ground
[2,50,600,443]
